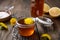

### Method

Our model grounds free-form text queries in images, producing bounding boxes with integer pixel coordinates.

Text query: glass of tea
[16,18,35,36]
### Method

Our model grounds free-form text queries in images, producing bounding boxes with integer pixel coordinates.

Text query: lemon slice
[49,7,60,17]
[10,18,16,26]
[43,3,50,13]
[24,18,34,24]
[41,34,51,40]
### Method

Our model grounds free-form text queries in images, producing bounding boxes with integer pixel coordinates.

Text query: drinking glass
[31,0,44,17]
[14,17,35,36]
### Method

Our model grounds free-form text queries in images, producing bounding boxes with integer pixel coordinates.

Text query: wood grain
[0,0,60,40]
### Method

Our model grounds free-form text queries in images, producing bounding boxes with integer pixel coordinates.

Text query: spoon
[5,6,14,11]
[33,17,53,25]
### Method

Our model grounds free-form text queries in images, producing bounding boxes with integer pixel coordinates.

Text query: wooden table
[0,0,60,40]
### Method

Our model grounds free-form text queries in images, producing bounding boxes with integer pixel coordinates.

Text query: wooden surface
[0,0,60,40]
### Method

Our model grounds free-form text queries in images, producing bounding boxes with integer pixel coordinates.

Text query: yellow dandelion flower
[24,18,34,24]
[10,18,16,26]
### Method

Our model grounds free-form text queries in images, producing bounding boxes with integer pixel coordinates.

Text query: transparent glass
[31,0,44,17]
[16,18,35,36]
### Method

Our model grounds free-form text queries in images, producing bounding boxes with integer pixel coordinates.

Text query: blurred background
[0,0,60,18]
[0,0,60,40]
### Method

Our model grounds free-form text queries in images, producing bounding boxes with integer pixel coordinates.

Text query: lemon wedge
[41,34,51,40]
[0,22,8,29]
[24,18,34,24]
[43,3,50,13]
[10,18,16,26]
[49,7,60,17]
